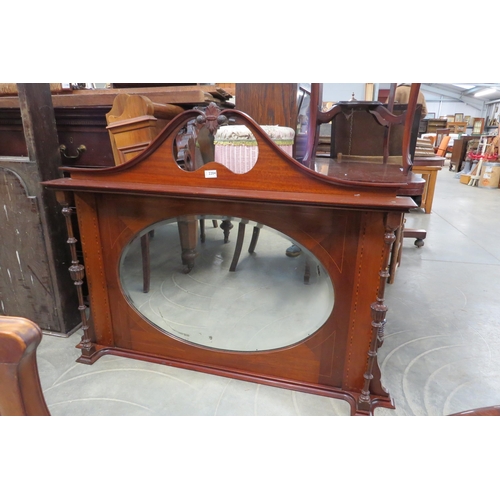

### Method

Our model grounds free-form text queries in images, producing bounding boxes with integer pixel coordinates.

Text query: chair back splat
[299,83,422,187]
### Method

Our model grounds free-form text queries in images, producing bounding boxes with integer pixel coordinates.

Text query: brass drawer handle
[59,144,86,159]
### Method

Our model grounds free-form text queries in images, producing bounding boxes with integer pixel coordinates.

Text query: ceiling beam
[462,84,496,96]
[421,84,484,110]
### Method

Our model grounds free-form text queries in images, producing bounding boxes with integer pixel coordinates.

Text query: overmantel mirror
[43,95,421,416]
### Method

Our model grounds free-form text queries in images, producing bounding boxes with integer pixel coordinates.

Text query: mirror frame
[43,103,416,415]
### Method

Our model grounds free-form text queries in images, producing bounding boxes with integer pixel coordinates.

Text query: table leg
[424,170,438,214]
[177,216,198,273]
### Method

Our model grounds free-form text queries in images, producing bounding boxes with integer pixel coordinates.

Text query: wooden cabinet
[447,121,468,134]
[450,135,481,171]
[420,118,448,134]
[0,85,235,167]
[0,106,116,166]
[0,84,80,336]
[235,84,299,129]
[472,118,485,135]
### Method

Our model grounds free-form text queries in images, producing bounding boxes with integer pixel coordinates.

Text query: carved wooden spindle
[57,192,95,358]
[358,212,401,414]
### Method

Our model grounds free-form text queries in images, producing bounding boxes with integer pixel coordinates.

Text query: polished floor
[36,165,500,416]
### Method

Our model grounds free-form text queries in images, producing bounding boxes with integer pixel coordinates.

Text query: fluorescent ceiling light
[453,84,475,90]
[474,88,497,97]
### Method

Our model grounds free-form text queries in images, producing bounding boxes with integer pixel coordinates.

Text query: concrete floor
[36,166,500,416]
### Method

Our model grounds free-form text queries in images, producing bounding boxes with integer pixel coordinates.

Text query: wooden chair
[300,83,422,177]
[230,83,424,282]
[108,96,266,285]
[106,95,185,292]
[299,84,426,283]
[436,137,451,157]
[106,95,221,290]
[434,128,450,156]
[0,316,50,416]
[212,124,296,275]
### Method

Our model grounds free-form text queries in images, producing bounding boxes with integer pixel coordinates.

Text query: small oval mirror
[173,117,295,174]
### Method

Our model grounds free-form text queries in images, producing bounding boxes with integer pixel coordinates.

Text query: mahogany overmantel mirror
[43,102,417,415]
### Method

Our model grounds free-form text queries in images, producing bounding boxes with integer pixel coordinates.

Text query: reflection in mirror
[295,83,422,185]
[120,216,334,352]
[295,83,311,162]
[214,125,295,174]
[173,112,295,174]
[214,125,261,173]
[174,119,215,171]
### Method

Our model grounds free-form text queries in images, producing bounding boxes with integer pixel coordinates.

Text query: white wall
[421,89,482,120]
[299,83,367,102]
[322,83,366,102]
[304,83,488,122]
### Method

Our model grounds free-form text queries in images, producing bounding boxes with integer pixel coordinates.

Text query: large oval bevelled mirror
[119,216,334,352]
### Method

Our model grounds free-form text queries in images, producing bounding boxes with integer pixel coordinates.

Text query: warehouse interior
[1,38,498,496]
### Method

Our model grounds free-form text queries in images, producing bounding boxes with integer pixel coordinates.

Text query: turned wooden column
[56,191,95,360]
[357,211,401,414]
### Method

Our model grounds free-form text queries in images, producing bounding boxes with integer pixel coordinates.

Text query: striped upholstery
[214,125,295,173]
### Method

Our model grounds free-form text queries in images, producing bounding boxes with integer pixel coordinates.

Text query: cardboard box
[479,163,500,189]
[460,174,471,185]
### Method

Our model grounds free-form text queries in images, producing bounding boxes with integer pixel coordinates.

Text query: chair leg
[229,222,246,272]
[200,219,218,243]
[199,219,205,243]
[248,226,260,254]
[388,223,403,284]
[304,258,311,285]
[141,233,150,293]
[177,217,198,273]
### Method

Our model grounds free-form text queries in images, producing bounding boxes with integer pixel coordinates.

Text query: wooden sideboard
[0,85,234,167]
[42,104,418,415]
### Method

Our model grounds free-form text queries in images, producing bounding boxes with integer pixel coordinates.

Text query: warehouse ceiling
[423,83,500,105]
